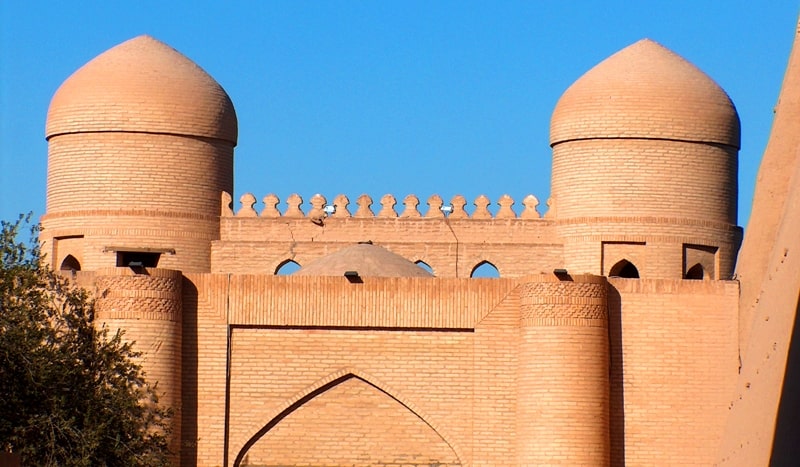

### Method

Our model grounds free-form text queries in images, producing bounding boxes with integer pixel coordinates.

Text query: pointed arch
[274,259,301,275]
[414,260,434,276]
[470,260,500,278]
[609,259,639,278]
[59,254,81,271]
[685,263,705,280]
[233,368,464,467]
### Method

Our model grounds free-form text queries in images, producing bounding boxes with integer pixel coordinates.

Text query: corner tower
[41,35,237,273]
[550,39,741,279]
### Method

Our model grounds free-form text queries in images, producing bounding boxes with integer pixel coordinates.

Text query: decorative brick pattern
[516,276,610,464]
[519,279,607,325]
[95,268,182,322]
[93,267,183,464]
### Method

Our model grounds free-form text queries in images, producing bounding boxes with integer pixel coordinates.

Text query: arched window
[609,259,639,278]
[275,260,301,275]
[59,255,81,272]
[415,260,434,276]
[685,263,705,280]
[470,261,500,278]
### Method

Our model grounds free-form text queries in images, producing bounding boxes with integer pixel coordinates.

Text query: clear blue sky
[1,1,798,228]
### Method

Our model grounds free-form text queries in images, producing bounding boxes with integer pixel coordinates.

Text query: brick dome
[294,244,434,278]
[550,39,740,148]
[46,35,237,144]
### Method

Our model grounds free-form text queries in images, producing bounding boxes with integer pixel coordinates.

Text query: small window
[116,251,160,267]
[415,260,434,276]
[275,260,301,275]
[685,263,705,280]
[60,255,81,272]
[609,259,639,278]
[470,261,500,278]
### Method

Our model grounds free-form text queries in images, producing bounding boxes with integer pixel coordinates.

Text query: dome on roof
[550,39,740,148]
[294,244,434,278]
[46,35,237,144]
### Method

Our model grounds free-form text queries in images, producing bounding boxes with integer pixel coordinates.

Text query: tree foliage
[0,214,171,466]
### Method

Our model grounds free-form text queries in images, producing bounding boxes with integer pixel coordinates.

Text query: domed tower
[550,39,741,279]
[41,35,237,273]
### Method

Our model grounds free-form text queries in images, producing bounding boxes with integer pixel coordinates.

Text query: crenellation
[473,195,492,219]
[223,191,549,220]
[221,191,233,217]
[450,194,469,219]
[400,194,422,218]
[521,195,541,219]
[378,194,397,218]
[426,194,445,218]
[284,193,304,218]
[308,194,327,221]
[497,194,515,219]
[261,193,281,218]
[332,194,351,218]
[354,194,373,218]
[236,193,258,217]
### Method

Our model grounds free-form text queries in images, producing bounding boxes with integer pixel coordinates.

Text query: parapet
[214,192,563,277]
[222,192,551,220]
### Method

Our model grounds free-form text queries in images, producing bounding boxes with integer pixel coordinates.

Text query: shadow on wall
[770,292,800,465]
[607,284,626,466]
[181,278,199,466]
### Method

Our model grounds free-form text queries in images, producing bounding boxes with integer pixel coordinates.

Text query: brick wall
[608,278,738,465]
[213,216,563,277]
[42,132,233,273]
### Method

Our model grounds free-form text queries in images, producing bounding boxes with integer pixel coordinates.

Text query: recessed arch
[59,254,81,272]
[233,369,463,467]
[685,263,705,280]
[609,259,639,278]
[274,259,301,275]
[470,260,500,278]
[415,260,434,276]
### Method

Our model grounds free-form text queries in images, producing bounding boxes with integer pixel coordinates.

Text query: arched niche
[609,259,640,278]
[470,260,500,278]
[415,260,434,276]
[233,373,461,467]
[274,259,301,275]
[685,263,705,280]
[59,254,81,272]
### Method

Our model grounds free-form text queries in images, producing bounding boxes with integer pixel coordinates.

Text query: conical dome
[46,35,237,144]
[294,244,434,278]
[550,39,739,148]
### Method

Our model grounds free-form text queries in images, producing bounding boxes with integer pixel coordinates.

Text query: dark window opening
[275,260,301,275]
[471,261,500,278]
[116,251,160,267]
[685,263,705,280]
[609,259,640,278]
[60,255,81,272]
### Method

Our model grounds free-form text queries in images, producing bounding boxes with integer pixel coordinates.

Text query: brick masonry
[40,29,800,466]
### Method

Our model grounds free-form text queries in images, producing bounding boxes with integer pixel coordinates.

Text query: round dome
[550,39,740,148]
[294,244,434,278]
[46,35,237,144]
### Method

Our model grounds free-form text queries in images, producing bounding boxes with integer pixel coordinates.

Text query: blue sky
[1,1,798,228]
